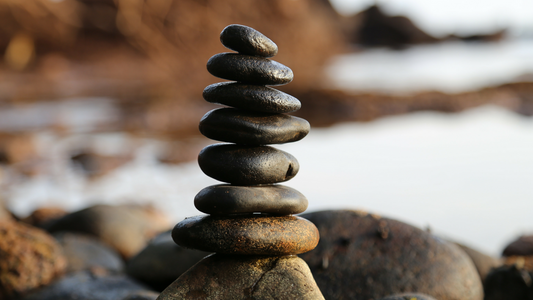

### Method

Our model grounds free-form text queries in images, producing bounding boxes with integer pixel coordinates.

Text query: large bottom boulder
[157,254,324,300]
[299,210,483,300]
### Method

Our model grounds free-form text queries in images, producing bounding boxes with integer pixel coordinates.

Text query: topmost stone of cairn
[220,24,278,57]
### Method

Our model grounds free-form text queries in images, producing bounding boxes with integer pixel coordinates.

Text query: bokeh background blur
[0,0,532,256]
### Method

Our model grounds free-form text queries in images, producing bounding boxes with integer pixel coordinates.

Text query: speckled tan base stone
[157,254,324,300]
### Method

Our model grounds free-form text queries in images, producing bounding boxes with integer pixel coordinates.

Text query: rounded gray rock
[194,184,308,215]
[199,108,310,145]
[53,232,124,274]
[220,24,278,57]
[207,53,293,85]
[198,144,299,185]
[203,82,301,113]
[299,210,483,300]
[126,231,210,291]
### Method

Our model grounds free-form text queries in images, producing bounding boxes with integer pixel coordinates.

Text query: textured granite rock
[157,254,324,300]
[198,144,299,185]
[299,210,483,300]
[203,82,301,113]
[194,184,308,215]
[207,53,293,85]
[0,221,66,298]
[172,214,319,255]
[220,24,278,57]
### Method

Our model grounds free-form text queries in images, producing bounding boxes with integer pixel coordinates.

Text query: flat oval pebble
[220,24,278,57]
[198,144,299,185]
[172,215,319,255]
[207,53,293,85]
[199,108,310,145]
[194,184,308,215]
[203,82,301,113]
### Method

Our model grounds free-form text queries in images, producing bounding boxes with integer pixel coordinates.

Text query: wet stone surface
[203,82,301,113]
[157,254,324,300]
[299,210,483,300]
[198,144,299,185]
[220,24,278,57]
[172,214,319,255]
[194,184,308,215]
[199,108,309,145]
[207,53,293,85]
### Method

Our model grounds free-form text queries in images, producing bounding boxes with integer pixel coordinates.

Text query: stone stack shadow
[157,25,324,299]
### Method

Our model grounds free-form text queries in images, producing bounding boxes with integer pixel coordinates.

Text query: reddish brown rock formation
[0,221,67,298]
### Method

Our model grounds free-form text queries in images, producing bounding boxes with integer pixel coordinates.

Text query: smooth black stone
[198,144,299,185]
[220,24,278,57]
[194,184,308,215]
[203,82,301,113]
[207,53,293,85]
[199,108,310,145]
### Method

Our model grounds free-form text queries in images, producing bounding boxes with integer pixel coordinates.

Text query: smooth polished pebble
[199,108,310,145]
[172,215,319,255]
[207,53,293,85]
[220,24,278,57]
[198,144,299,185]
[203,82,301,113]
[194,184,308,215]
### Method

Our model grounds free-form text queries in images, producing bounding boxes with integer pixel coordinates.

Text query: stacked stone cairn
[157,25,324,299]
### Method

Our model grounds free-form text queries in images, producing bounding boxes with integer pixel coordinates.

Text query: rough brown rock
[299,210,483,300]
[157,254,324,300]
[47,204,171,259]
[0,221,66,298]
[172,214,319,255]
